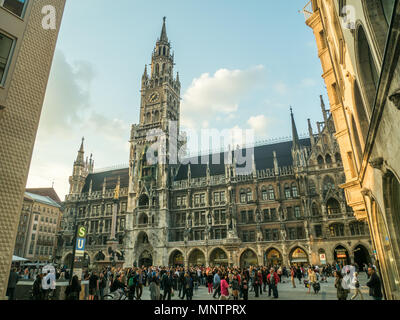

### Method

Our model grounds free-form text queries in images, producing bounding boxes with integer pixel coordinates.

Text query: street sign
[78,226,87,238]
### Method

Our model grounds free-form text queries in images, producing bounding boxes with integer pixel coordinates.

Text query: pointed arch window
[291,183,298,198]
[268,186,275,200]
[284,184,291,199]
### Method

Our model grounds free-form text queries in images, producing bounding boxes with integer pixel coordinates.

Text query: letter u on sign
[76,238,86,250]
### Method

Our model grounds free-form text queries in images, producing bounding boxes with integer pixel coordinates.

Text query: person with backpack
[334,271,350,300]
[127,271,136,300]
[212,271,221,299]
[231,274,240,300]
[41,271,52,300]
[240,276,249,301]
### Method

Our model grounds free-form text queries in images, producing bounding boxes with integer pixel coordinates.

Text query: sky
[26,0,329,200]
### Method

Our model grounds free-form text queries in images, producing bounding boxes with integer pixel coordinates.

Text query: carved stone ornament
[369,157,384,170]
[389,89,400,110]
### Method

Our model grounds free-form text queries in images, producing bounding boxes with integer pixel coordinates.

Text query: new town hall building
[57,18,372,270]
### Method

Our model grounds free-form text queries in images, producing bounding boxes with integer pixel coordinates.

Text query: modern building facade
[58,18,372,272]
[0,0,65,299]
[13,190,62,263]
[303,0,400,299]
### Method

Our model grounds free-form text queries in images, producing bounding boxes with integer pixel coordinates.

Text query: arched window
[240,190,246,203]
[317,155,324,165]
[325,154,332,164]
[163,46,166,56]
[308,180,316,195]
[327,198,341,215]
[261,187,268,201]
[284,184,291,199]
[138,213,148,225]
[154,111,160,123]
[329,223,345,237]
[335,153,342,164]
[356,25,379,114]
[162,63,166,74]
[268,186,275,200]
[312,203,320,216]
[349,221,366,236]
[246,189,253,202]
[155,63,160,75]
[291,183,298,198]
[323,176,335,193]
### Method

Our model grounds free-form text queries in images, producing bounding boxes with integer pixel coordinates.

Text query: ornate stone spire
[160,16,168,42]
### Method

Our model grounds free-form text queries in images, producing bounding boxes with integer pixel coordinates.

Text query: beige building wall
[303,0,400,299]
[0,0,65,299]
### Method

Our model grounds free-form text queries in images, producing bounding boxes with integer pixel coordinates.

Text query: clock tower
[124,17,182,267]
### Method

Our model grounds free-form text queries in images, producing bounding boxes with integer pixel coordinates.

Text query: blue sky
[27,0,328,198]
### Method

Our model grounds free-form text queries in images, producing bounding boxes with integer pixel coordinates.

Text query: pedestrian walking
[334,271,350,300]
[267,268,279,299]
[65,275,81,300]
[366,267,383,300]
[350,272,364,300]
[6,268,20,300]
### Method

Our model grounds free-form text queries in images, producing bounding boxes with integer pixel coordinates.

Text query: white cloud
[181,65,266,130]
[247,115,271,137]
[27,51,130,200]
[274,81,288,95]
[300,78,316,87]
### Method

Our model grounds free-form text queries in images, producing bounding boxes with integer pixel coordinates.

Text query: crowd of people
[6,261,383,301]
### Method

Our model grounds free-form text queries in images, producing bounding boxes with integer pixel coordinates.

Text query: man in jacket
[267,268,279,299]
[7,268,20,300]
[366,267,383,300]
[162,271,173,300]
[212,271,221,299]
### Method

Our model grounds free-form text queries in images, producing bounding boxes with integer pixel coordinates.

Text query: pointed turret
[308,119,315,146]
[290,107,300,150]
[320,95,328,124]
[75,137,85,165]
[160,16,168,42]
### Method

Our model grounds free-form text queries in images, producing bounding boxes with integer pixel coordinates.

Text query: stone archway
[63,253,73,268]
[169,250,184,266]
[209,248,228,267]
[188,249,206,266]
[353,244,371,270]
[138,250,153,267]
[289,247,309,266]
[240,249,258,268]
[264,248,282,266]
[333,245,351,265]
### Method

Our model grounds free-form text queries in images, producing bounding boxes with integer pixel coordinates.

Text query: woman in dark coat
[32,274,43,300]
[65,275,82,300]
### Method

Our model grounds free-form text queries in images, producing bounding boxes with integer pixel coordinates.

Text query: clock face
[149,92,159,103]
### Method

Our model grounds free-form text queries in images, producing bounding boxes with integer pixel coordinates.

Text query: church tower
[125,18,182,267]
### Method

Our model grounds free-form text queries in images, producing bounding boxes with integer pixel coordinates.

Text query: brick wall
[0,0,65,299]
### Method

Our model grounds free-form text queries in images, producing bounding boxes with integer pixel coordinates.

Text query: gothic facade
[58,18,372,271]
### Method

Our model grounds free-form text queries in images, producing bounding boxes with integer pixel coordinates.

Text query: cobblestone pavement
[140,273,373,301]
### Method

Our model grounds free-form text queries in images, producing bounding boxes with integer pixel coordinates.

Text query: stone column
[110,200,118,241]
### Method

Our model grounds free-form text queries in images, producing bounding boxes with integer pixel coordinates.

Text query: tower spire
[160,16,168,42]
[290,107,300,149]
[320,95,328,124]
[75,137,85,165]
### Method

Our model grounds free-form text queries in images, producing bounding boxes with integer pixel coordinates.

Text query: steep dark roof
[82,168,129,193]
[26,188,61,203]
[175,138,311,181]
